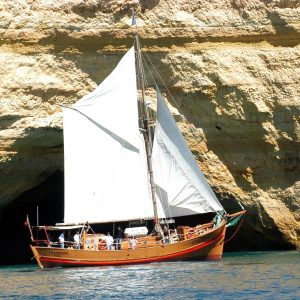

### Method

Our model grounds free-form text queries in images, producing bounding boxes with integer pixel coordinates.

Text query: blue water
[0,251,299,299]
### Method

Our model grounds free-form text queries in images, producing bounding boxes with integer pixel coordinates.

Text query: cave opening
[0,171,64,265]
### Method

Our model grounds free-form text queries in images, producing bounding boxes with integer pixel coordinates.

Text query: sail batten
[152,88,224,218]
[63,47,154,224]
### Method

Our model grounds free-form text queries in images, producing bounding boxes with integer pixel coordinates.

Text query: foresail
[63,47,154,224]
[152,88,224,218]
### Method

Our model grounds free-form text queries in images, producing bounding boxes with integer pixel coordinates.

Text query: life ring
[98,239,107,250]
[187,228,196,239]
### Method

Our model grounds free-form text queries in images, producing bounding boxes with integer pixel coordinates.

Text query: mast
[134,31,161,232]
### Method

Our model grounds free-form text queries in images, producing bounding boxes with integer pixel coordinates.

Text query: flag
[131,10,137,26]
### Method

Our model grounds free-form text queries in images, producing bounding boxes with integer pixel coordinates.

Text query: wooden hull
[30,222,226,268]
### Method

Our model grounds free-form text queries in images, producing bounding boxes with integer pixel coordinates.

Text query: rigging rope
[224,216,244,244]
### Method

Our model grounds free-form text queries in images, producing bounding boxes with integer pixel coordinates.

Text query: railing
[33,222,220,250]
[34,231,206,250]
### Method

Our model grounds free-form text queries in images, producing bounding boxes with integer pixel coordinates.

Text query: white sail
[63,47,154,224]
[152,88,224,218]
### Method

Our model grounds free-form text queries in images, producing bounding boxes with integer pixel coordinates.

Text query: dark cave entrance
[0,171,64,265]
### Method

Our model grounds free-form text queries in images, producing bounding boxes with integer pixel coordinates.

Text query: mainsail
[152,88,224,218]
[63,45,223,225]
[63,47,154,224]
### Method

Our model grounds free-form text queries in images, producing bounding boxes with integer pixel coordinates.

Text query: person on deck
[47,233,53,247]
[129,236,137,249]
[106,232,114,250]
[115,226,124,250]
[74,231,80,249]
[58,232,65,248]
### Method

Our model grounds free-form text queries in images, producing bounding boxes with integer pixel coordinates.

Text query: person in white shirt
[129,236,137,249]
[74,231,80,249]
[106,232,114,250]
[58,232,65,248]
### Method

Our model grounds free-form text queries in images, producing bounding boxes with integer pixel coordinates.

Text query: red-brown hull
[31,222,226,268]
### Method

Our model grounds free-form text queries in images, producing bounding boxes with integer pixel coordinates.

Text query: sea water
[0,251,299,299]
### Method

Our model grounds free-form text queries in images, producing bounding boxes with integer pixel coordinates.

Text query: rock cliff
[0,0,299,250]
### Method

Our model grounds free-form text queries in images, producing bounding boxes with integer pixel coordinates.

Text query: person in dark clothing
[115,226,124,250]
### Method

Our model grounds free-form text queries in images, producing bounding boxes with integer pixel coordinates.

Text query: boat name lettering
[47,250,63,257]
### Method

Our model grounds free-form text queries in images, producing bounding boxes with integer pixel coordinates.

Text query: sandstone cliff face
[0,0,299,250]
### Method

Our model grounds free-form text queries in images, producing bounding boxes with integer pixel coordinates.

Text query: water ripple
[0,251,299,299]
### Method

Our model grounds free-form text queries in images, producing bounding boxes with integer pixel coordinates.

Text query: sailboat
[27,29,246,269]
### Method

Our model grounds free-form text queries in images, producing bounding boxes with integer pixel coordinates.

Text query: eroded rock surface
[0,0,299,250]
